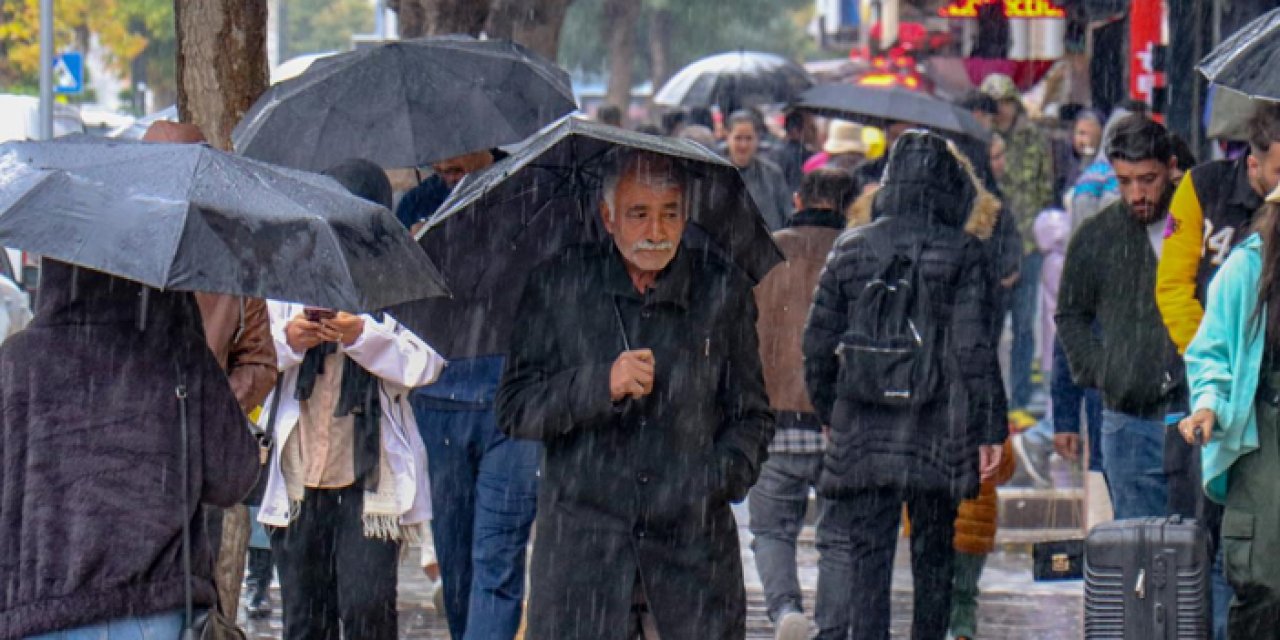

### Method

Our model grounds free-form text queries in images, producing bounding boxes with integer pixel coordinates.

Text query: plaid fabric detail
[768,427,826,454]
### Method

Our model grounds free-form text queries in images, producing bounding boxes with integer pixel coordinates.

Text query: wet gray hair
[600,152,687,221]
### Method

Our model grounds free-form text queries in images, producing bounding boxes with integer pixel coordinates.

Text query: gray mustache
[632,240,675,251]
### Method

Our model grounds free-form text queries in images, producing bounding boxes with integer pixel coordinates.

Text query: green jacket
[1185,233,1265,504]
[996,115,1055,254]
[1055,200,1180,419]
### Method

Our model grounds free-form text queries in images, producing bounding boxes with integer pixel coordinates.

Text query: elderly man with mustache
[496,152,775,640]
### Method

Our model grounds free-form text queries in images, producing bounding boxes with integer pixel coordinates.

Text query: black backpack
[835,233,945,407]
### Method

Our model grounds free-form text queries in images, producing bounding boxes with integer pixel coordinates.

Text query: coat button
[641,310,651,319]
[636,471,651,485]
[635,528,647,538]
[638,418,648,427]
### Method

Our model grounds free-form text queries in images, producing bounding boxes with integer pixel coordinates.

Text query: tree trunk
[423,0,491,36]
[174,0,268,151]
[648,8,673,98]
[488,0,574,61]
[389,0,427,38]
[603,0,640,125]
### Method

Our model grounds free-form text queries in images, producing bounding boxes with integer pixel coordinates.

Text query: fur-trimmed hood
[846,131,1001,240]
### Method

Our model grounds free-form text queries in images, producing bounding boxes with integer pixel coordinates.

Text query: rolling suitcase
[1084,515,1210,639]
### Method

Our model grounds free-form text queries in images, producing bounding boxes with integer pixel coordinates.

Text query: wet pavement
[239,503,1083,639]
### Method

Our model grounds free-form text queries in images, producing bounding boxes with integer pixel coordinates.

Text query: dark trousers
[815,487,959,640]
[1224,374,1280,639]
[413,395,540,640]
[270,485,400,640]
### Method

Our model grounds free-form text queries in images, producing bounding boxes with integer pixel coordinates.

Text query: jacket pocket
[1222,508,1255,590]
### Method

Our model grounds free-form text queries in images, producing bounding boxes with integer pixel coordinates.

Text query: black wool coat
[804,177,1008,502]
[497,243,775,640]
[0,262,259,639]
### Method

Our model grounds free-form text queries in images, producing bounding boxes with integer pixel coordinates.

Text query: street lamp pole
[38,0,53,140]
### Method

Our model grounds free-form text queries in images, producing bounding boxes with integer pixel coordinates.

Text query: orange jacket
[952,440,1016,555]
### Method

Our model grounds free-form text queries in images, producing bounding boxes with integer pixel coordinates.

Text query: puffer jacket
[804,131,1009,501]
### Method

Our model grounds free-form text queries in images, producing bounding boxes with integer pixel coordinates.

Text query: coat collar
[603,242,693,309]
[787,208,847,230]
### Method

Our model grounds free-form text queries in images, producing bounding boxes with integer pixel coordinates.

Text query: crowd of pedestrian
[5,49,1280,640]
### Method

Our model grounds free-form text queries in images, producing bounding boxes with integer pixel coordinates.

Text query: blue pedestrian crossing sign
[53,52,84,95]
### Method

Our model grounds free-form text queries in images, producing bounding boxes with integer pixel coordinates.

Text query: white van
[0,94,85,294]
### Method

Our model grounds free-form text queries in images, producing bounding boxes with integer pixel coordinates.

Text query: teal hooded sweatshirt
[1186,232,1265,504]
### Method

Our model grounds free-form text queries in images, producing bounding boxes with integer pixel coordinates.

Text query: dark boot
[245,548,273,619]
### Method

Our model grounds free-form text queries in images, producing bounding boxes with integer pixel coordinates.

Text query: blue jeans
[1050,337,1104,471]
[26,610,185,640]
[1010,251,1043,409]
[748,452,823,621]
[414,392,540,640]
[1100,410,1169,519]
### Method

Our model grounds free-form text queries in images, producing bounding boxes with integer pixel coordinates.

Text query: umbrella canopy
[232,36,578,172]
[1199,7,1280,102]
[391,115,783,358]
[0,136,448,312]
[654,51,813,112]
[793,83,990,141]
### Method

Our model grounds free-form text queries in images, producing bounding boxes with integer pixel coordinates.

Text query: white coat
[257,301,446,534]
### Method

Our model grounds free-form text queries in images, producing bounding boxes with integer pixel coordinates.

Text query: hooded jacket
[804,131,1008,501]
[0,261,258,639]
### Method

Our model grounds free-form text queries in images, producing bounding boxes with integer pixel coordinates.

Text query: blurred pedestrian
[497,151,774,640]
[1053,109,1103,206]
[0,260,259,638]
[1056,116,1180,519]
[259,159,446,640]
[750,168,856,640]
[660,109,688,137]
[396,149,506,233]
[819,120,868,174]
[804,131,1007,640]
[1181,185,1280,639]
[678,125,718,151]
[141,120,278,622]
[981,73,1056,418]
[726,110,792,231]
[1069,105,1141,229]
[769,110,819,192]
[957,90,998,132]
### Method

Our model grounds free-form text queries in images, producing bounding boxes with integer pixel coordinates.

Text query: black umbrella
[793,83,990,141]
[0,136,448,312]
[390,116,783,358]
[232,36,578,172]
[1199,7,1280,102]
[654,51,813,112]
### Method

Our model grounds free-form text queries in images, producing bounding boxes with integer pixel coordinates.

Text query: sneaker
[1008,409,1038,432]
[775,610,808,640]
[431,579,445,614]
[1012,432,1052,488]
[245,584,271,619]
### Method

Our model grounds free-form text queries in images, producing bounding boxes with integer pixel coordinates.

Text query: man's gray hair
[600,152,687,221]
